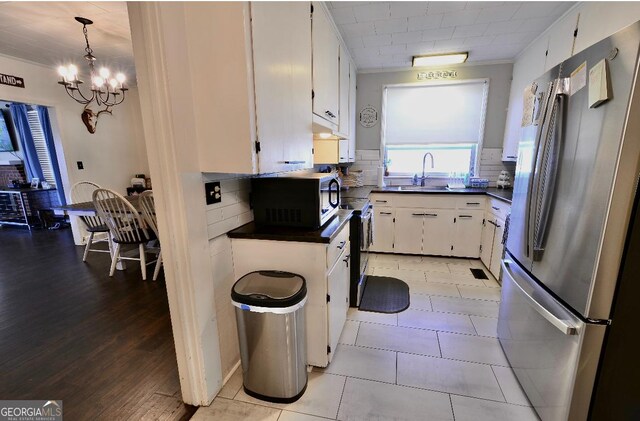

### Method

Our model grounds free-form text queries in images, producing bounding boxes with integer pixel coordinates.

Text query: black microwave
[251,174,340,229]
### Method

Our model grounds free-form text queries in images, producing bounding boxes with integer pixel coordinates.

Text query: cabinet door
[327,247,350,361]
[371,207,394,252]
[348,61,357,162]
[423,210,454,256]
[337,44,350,137]
[394,208,424,254]
[312,3,339,125]
[490,217,506,278]
[502,33,549,162]
[338,139,349,163]
[452,210,484,258]
[544,9,580,72]
[480,217,495,269]
[252,2,313,173]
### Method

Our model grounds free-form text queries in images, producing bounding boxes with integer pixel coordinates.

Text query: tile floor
[193,253,539,421]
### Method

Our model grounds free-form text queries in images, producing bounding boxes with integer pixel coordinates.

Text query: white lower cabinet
[423,210,455,256]
[327,246,350,356]
[371,207,394,252]
[394,208,424,254]
[230,222,350,367]
[370,194,486,258]
[452,210,484,258]
[481,201,509,279]
[490,217,506,277]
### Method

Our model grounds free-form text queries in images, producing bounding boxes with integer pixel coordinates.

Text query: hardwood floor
[0,227,196,420]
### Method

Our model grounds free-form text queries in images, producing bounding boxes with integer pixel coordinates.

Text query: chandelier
[57,17,127,133]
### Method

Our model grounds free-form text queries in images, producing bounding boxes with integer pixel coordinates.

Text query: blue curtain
[9,103,43,181]
[37,106,66,205]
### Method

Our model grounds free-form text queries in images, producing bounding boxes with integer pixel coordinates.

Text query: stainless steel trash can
[231,270,308,403]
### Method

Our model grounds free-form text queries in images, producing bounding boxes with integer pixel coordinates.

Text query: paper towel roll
[377,166,385,188]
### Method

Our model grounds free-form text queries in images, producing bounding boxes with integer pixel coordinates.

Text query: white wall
[0,53,148,242]
[355,62,514,151]
[504,2,640,152]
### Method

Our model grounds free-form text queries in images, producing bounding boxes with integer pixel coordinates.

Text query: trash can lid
[231,271,307,308]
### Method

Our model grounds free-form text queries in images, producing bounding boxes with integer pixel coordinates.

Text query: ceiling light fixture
[412,52,469,67]
[57,17,128,133]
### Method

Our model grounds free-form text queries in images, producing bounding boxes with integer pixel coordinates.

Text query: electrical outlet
[205,181,221,205]
[77,161,84,170]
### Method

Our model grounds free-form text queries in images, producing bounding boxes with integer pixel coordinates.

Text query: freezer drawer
[498,256,606,421]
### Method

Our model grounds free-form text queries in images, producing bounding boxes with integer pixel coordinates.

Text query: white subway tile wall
[350,149,381,186]
[202,173,255,379]
[203,174,254,239]
[478,148,516,187]
[349,148,515,187]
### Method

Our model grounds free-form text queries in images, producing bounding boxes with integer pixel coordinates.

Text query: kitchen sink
[397,186,450,191]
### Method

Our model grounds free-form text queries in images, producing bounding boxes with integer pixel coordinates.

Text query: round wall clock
[359,105,378,128]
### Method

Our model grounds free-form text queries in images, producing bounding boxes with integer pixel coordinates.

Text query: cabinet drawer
[393,194,456,209]
[327,224,350,270]
[488,198,510,220]
[456,196,485,210]
[371,194,393,207]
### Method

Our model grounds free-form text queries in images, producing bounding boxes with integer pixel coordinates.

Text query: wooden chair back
[92,188,149,244]
[138,191,159,238]
[71,181,105,229]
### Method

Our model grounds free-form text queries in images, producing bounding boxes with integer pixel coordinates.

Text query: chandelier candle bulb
[99,67,110,79]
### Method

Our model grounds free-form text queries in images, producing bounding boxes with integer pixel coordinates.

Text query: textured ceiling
[0,2,134,80]
[327,1,575,70]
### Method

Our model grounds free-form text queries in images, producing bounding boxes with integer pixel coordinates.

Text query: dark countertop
[340,186,374,199]
[228,209,353,244]
[369,186,512,203]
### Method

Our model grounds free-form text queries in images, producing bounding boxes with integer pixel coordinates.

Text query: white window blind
[384,80,488,145]
[26,110,56,188]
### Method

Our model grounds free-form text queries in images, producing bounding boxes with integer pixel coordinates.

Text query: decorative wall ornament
[417,70,458,80]
[359,105,378,128]
[81,106,112,134]
[57,17,127,134]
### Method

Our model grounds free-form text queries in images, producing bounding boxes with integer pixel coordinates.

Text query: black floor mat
[359,276,410,314]
[470,268,489,279]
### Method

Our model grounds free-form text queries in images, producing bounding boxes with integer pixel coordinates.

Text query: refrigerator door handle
[526,81,556,258]
[533,84,567,261]
[503,260,578,335]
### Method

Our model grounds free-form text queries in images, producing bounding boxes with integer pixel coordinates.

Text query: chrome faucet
[421,152,435,186]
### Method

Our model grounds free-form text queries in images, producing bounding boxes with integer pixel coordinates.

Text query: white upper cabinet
[189,2,312,174]
[337,44,350,138]
[348,60,357,162]
[312,3,340,126]
[544,9,580,72]
[251,2,314,173]
[502,34,549,162]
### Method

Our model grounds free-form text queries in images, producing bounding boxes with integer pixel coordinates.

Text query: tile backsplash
[348,148,515,187]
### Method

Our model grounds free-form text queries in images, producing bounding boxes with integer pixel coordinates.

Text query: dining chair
[71,181,112,262]
[138,191,163,281]
[92,188,156,280]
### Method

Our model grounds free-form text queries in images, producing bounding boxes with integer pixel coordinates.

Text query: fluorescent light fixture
[318,132,332,139]
[412,52,468,67]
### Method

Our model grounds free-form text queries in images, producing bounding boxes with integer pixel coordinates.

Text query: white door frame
[127,3,223,405]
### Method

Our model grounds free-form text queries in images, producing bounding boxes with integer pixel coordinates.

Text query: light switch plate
[205,181,221,205]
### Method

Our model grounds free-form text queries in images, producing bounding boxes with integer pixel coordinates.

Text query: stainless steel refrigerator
[498,22,640,421]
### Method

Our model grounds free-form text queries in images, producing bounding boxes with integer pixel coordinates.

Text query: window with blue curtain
[9,103,66,205]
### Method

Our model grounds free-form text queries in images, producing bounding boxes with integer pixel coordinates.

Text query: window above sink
[381,79,489,178]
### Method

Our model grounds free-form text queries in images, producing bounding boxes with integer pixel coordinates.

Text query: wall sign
[359,105,378,128]
[417,70,457,80]
[0,72,25,88]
